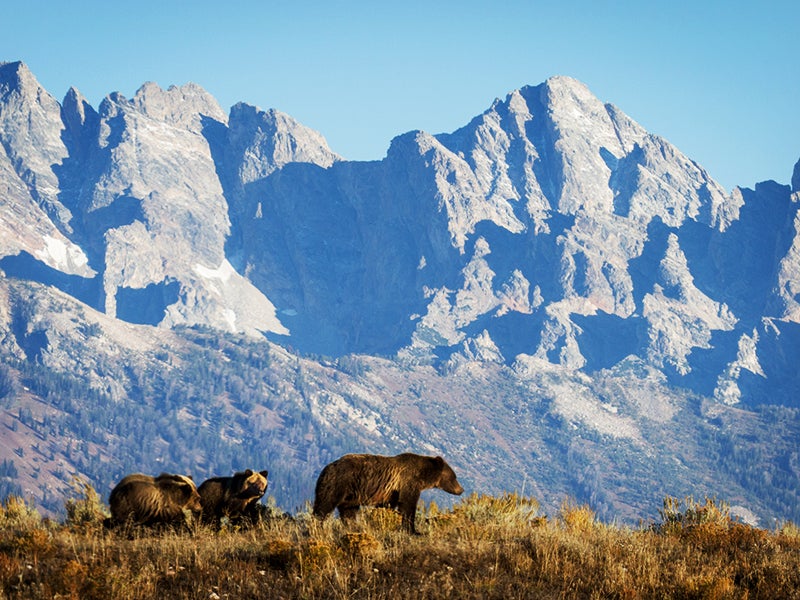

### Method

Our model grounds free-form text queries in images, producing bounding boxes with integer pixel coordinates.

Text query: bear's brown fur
[198,469,268,525]
[313,453,464,533]
[107,473,202,528]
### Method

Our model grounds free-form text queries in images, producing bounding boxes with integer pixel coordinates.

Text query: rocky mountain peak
[131,80,228,132]
[0,60,37,96]
[0,61,71,229]
[60,87,99,151]
[226,102,340,185]
[541,74,614,109]
[62,87,95,125]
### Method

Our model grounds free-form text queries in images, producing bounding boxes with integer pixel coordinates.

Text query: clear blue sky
[2,0,797,191]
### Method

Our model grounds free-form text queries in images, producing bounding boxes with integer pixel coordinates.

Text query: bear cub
[106,472,202,529]
[198,469,268,526]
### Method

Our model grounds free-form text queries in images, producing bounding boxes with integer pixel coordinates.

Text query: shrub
[777,520,800,543]
[558,498,596,533]
[658,495,732,532]
[0,495,42,531]
[436,492,540,526]
[64,479,109,529]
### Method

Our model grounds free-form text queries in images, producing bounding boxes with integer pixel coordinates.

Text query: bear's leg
[397,490,421,534]
[338,505,359,522]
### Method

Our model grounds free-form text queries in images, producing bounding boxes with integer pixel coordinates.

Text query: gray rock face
[0,62,92,277]
[226,102,340,186]
[0,64,298,335]
[0,62,71,227]
[234,75,798,407]
[1,62,799,406]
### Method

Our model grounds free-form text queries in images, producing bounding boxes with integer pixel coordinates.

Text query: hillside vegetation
[0,487,798,599]
[2,308,800,527]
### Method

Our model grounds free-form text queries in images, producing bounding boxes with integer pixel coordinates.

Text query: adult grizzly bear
[107,473,202,529]
[197,469,268,526]
[313,453,464,533]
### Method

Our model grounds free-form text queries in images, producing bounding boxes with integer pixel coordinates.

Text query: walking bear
[107,473,202,529]
[312,453,464,533]
[197,469,268,526]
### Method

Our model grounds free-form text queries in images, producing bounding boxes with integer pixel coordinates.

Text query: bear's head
[157,473,203,516]
[432,456,464,496]
[233,469,269,500]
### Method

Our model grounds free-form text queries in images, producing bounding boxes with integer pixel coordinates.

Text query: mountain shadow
[574,312,643,372]
[115,280,181,326]
[740,320,800,407]
[679,181,795,326]
[0,252,103,311]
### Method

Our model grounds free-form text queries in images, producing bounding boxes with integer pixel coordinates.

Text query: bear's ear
[434,456,444,466]
[177,480,196,501]
[260,470,268,478]
[244,469,253,476]
[163,476,194,496]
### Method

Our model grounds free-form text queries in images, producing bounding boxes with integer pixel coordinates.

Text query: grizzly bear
[107,472,202,529]
[313,453,464,533]
[197,469,268,526]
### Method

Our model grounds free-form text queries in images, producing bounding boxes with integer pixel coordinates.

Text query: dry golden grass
[0,490,798,599]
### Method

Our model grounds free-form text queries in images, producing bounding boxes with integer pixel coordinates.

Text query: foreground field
[1,490,799,599]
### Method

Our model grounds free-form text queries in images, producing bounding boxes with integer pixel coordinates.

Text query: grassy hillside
[0,487,798,599]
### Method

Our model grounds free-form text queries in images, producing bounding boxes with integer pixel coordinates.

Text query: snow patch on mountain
[194,259,237,285]
[34,236,92,275]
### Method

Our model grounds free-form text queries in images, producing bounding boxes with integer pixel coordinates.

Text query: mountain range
[1,60,798,525]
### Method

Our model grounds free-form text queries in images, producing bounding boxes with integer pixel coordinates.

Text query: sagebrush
[0,490,798,599]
